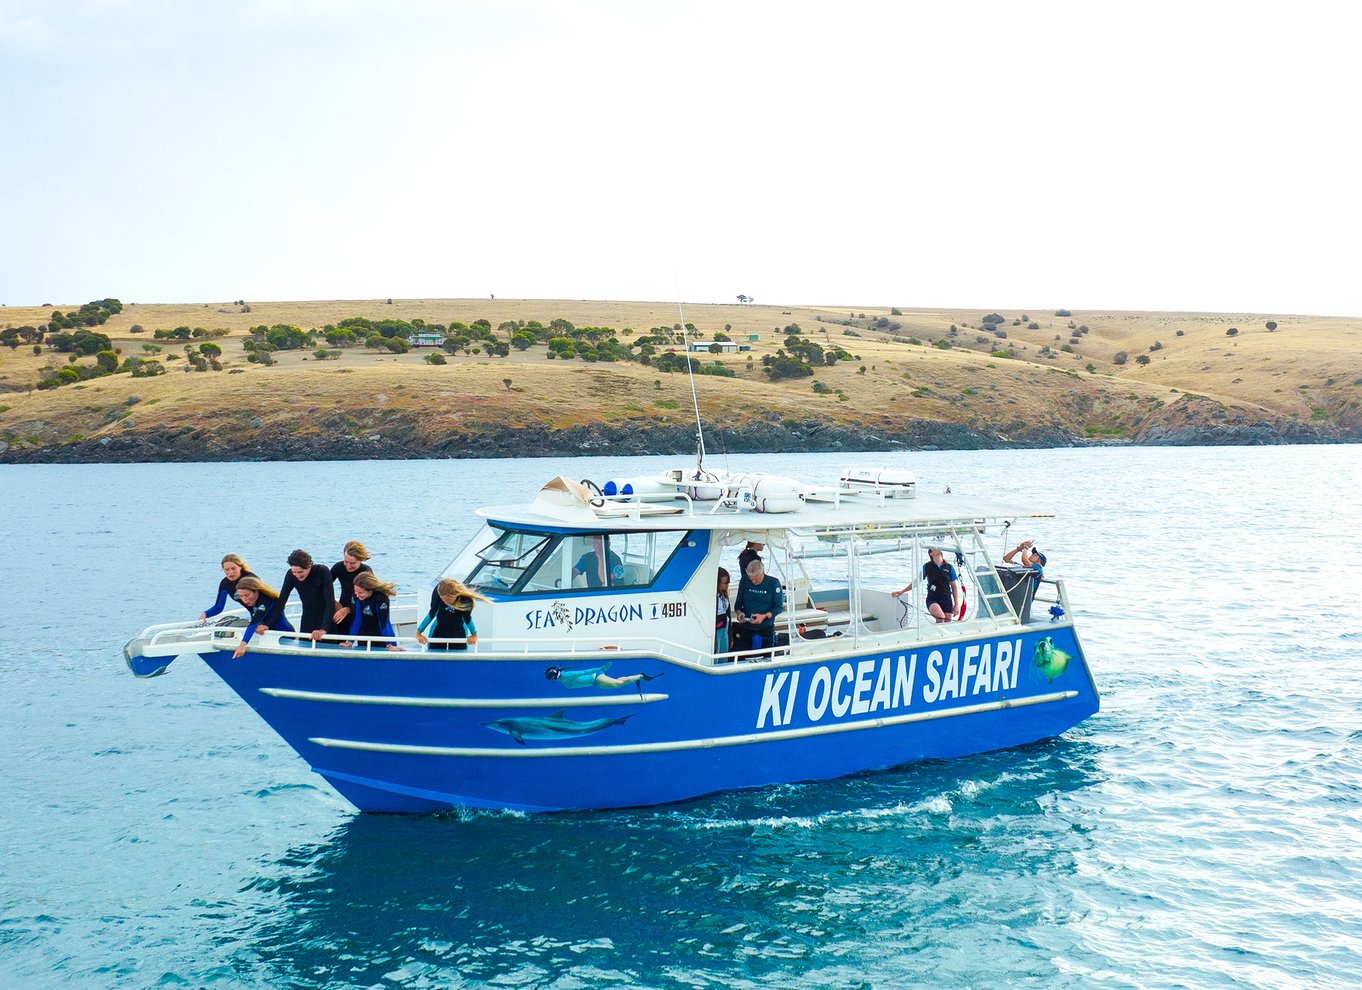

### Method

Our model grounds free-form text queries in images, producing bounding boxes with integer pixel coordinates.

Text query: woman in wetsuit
[341,572,404,651]
[891,547,963,623]
[329,540,373,633]
[415,578,488,651]
[231,576,295,658]
[266,549,335,642]
[199,553,256,621]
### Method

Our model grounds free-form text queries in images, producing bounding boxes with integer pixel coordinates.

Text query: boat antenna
[674,279,706,472]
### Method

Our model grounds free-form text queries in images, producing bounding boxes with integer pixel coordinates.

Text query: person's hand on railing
[415,631,428,645]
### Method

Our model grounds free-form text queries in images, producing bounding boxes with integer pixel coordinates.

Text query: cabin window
[463,527,688,596]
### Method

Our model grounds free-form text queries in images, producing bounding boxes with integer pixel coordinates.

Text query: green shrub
[1113,351,1129,365]
[424,352,446,365]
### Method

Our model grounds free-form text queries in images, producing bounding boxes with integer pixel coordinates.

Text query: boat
[124,464,1100,813]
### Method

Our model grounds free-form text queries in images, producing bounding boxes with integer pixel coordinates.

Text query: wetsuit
[416,588,477,651]
[204,569,256,617]
[715,593,730,655]
[240,597,295,644]
[737,547,763,585]
[328,560,372,632]
[573,549,624,588]
[267,564,335,634]
[734,574,784,651]
[348,591,396,646]
[922,560,958,614]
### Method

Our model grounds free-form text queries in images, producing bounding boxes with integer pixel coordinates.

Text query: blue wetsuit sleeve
[348,606,363,637]
[418,588,439,634]
[466,615,477,637]
[377,598,394,638]
[241,605,262,644]
[204,581,230,618]
[773,584,784,618]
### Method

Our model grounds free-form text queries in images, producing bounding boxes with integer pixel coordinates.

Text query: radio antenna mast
[675,281,706,472]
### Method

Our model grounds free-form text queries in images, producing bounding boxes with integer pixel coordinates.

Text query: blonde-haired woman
[340,572,404,651]
[416,578,489,651]
[199,553,256,621]
[329,539,373,633]
[231,576,294,658]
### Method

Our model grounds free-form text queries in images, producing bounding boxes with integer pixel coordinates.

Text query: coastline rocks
[1,415,1356,465]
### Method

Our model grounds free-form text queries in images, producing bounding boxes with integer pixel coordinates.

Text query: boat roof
[477,481,1048,534]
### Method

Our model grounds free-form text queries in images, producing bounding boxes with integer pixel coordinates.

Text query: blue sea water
[2,445,1360,989]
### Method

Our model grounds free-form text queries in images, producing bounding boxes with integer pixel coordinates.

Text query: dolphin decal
[482,710,636,745]
[1033,636,1073,682]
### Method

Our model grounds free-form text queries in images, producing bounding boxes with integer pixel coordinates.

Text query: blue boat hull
[203,626,1099,812]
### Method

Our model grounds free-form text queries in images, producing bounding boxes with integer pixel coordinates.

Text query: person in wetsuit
[340,572,404,651]
[231,576,295,658]
[733,557,784,653]
[266,549,335,642]
[737,542,765,589]
[892,546,963,623]
[415,578,488,651]
[329,540,373,633]
[199,553,256,620]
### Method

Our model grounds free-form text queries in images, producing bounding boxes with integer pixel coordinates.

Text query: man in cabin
[572,535,624,589]
[892,547,964,623]
[734,558,784,653]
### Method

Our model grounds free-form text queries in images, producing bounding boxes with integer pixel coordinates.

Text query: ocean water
[2,445,1360,989]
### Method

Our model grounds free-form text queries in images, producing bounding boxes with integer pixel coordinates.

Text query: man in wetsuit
[266,549,336,641]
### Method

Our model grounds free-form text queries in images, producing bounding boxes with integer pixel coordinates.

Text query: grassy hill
[2,297,1359,462]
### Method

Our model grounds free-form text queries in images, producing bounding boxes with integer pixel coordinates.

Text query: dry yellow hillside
[1,298,1358,461]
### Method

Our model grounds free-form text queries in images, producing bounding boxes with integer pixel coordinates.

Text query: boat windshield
[461,526,688,596]
[463,528,554,593]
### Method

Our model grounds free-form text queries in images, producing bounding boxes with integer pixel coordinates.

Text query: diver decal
[482,710,636,745]
[1033,636,1072,682]
[545,663,663,693]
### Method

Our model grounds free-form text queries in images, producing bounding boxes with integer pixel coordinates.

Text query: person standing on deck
[266,549,335,641]
[734,558,784,653]
[1002,539,1047,584]
[892,547,963,623]
[329,540,373,633]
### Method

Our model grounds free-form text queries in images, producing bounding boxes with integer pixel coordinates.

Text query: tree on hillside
[737,295,749,304]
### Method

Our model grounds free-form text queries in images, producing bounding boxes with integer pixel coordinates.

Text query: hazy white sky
[2,0,1359,315]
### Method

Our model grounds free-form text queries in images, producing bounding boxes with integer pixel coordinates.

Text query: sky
[2,0,1359,315]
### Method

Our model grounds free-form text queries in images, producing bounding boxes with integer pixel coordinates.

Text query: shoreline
[2,418,1351,465]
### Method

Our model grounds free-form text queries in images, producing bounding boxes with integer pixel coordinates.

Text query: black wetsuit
[737,547,763,585]
[328,561,372,632]
[241,597,295,644]
[922,561,957,613]
[267,564,335,634]
[204,569,256,617]
[419,588,475,651]
[348,591,396,645]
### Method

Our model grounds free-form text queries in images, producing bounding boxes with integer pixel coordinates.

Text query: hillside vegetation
[1,297,1359,461]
